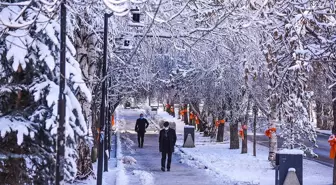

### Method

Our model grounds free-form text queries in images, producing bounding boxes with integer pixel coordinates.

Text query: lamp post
[56,0,66,184]
[104,85,109,172]
[107,72,112,160]
[103,63,112,172]
[97,12,113,185]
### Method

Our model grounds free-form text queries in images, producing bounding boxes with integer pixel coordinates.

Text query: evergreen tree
[0,2,91,184]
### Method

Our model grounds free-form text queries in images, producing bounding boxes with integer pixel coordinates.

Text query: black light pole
[107,73,112,160]
[104,90,109,171]
[107,101,112,158]
[104,63,112,171]
[97,12,113,185]
[108,71,114,159]
[56,0,66,184]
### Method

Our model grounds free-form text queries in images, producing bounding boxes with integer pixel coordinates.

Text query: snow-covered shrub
[121,156,137,165]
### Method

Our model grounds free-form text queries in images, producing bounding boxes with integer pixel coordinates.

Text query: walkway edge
[115,130,129,185]
[315,129,331,136]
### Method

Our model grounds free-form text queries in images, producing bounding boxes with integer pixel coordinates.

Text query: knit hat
[163,122,169,127]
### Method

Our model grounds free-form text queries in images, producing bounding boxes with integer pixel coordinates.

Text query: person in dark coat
[135,113,149,148]
[159,122,177,171]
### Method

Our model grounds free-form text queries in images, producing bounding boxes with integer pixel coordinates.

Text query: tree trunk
[203,111,211,137]
[91,103,99,149]
[76,138,93,180]
[184,104,188,125]
[164,101,170,115]
[74,16,96,179]
[242,96,251,154]
[211,114,217,139]
[229,121,239,149]
[216,122,224,142]
[308,102,313,123]
[190,101,201,130]
[253,105,258,156]
[91,102,99,163]
[332,85,336,185]
[323,104,330,130]
[217,101,226,142]
[199,110,206,132]
[316,100,323,129]
[189,106,194,126]
[171,101,175,117]
[268,100,278,161]
[178,104,181,119]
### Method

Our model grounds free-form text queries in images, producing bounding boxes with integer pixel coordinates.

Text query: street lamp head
[103,0,130,16]
[104,0,148,16]
[131,7,140,23]
[128,6,145,27]
[124,40,130,46]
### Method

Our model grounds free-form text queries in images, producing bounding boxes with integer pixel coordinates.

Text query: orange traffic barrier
[239,125,247,140]
[195,116,200,124]
[111,114,115,126]
[239,128,244,140]
[329,135,336,159]
[190,112,194,120]
[265,127,276,138]
[215,120,225,127]
[180,109,187,116]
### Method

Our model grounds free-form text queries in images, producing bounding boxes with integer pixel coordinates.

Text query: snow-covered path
[118,108,221,185]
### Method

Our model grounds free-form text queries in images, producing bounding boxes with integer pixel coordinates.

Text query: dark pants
[137,131,145,147]
[161,152,172,169]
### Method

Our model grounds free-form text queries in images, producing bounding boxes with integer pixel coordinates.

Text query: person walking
[135,113,149,148]
[159,122,177,172]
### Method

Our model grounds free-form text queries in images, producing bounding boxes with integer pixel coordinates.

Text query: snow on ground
[155,108,333,185]
[132,170,155,185]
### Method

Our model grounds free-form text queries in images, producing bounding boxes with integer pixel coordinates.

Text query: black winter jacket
[159,128,177,152]
[135,118,149,132]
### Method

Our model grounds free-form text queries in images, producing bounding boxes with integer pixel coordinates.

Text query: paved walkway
[118,109,220,185]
